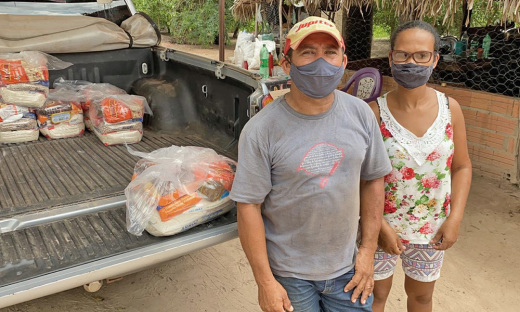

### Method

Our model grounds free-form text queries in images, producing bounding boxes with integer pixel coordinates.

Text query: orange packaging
[0,59,48,85]
[101,98,132,123]
[193,161,235,190]
[158,191,180,207]
[158,192,202,222]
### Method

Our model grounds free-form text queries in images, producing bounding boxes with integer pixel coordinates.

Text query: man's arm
[237,202,293,312]
[344,177,384,304]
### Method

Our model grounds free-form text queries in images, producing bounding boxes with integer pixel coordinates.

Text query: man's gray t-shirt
[230,90,391,281]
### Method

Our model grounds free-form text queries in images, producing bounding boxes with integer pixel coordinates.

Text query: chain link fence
[342,9,520,98]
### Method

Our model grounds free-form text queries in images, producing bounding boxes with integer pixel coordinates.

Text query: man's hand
[378,222,406,255]
[343,246,375,305]
[430,217,461,250]
[258,280,293,312]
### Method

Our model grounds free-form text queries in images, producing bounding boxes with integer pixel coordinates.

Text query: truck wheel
[83,280,103,293]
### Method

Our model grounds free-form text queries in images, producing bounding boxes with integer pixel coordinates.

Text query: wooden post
[219,0,225,62]
[255,3,259,37]
[461,0,472,35]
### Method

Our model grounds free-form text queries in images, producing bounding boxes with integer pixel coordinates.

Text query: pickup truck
[0,0,286,308]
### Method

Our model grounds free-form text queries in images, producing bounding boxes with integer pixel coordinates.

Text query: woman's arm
[431,97,472,250]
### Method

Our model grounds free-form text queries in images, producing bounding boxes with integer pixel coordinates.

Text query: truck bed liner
[0,132,234,218]
[0,204,236,288]
[0,131,237,288]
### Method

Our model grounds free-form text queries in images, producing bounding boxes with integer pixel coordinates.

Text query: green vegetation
[132,0,507,45]
[132,0,238,46]
[372,0,506,39]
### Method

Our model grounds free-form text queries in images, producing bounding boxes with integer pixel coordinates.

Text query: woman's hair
[390,20,440,52]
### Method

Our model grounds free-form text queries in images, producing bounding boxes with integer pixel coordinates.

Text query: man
[230,16,392,312]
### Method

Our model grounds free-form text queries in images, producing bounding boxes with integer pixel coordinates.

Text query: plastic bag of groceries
[0,98,39,143]
[0,52,72,108]
[37,91,84,139]
[53,78,126,129]
[125,145,236,236]
[89,94,151,145]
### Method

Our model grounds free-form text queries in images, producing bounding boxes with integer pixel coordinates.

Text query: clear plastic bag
[37,91,84,139]
[53,78,127,130]
[88,94,151,145]
[89,95,151,125]
[125,145,236,236]
[0,52,72,108]
[0,100,39,143]
[53,78,126,110]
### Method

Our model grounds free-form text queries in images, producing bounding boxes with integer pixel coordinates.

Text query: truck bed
[0,130,237,292]
[0,131,235,218]
[0,44,259,307]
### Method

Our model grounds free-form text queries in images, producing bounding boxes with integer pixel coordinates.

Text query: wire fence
[345,19,520,98]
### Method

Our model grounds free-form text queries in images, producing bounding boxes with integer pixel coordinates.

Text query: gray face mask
[289,58,345,99]
[391,62,434,89]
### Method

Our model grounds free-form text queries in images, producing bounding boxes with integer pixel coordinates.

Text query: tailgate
[0,132,238,308]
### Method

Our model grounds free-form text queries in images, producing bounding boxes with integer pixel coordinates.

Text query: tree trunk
[342,5,373,61]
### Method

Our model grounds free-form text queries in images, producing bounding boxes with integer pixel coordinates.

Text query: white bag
[248,39,277,70]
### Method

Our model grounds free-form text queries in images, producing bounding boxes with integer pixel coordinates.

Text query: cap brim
[288,30,345,53]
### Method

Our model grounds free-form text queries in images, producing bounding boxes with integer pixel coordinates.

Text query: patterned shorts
[373,244,444,283]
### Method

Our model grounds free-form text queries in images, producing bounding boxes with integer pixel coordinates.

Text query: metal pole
[219,0,225,62]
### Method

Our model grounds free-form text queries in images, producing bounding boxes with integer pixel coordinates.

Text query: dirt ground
[2,39,520,312]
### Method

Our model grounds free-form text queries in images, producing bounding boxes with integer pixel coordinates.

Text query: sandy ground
[2,38,520,312]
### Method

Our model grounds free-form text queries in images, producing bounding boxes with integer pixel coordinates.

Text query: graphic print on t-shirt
[297,142,345,188]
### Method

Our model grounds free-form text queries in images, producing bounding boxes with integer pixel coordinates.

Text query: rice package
[89,94,150,146]
[0,52,71,108]
[37,93,84,139]
[0,100,39,143]
[125,145,236,237]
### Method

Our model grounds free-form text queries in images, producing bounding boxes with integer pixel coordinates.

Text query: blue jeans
[274,268,373,312]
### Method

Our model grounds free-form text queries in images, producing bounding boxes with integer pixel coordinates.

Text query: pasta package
[37,98,84,139]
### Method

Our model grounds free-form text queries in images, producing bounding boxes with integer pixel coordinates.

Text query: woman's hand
[430,217,461,250]
[378,221,406,255]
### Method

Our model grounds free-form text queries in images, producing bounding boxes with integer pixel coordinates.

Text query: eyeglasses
[391,50,436,63]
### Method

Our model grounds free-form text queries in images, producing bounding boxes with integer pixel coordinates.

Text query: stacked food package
[53,79,126,130]
[0,51,49,108]
[0,99,39,143]
[125,146,236,237]
[89,94,150,146]
[53,79,148,146]
[81,84,126,130]
[37,91,85,139]
[0,52,72,144]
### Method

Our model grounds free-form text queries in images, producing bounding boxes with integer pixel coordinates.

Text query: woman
[369,21,472,312]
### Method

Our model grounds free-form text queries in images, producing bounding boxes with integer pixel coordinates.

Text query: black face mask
[391,62,434,89]
[289,57,345,98]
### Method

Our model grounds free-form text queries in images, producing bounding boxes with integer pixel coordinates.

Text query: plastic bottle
[259,44,269,79]
[483,33,491,59]
[469,38,479,61]
[460,31,469,56]
[268,52,274,77]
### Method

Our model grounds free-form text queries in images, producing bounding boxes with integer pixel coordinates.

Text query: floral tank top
[377,90,454,244]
